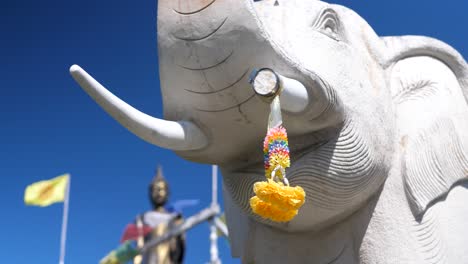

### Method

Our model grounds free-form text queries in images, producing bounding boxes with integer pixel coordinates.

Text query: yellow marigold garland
[253,180,305,211]
[250,96,306,222]
[250,196,299,222]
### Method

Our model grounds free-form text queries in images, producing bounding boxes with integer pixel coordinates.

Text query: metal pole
[140,206,219,254]
[210,165,220,264]
[59,175,70,264]
[212,165,218,206]
[209,220,220,264]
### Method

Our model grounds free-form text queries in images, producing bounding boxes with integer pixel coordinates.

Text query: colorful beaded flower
[250,120,305,222]
[263,126,290,180]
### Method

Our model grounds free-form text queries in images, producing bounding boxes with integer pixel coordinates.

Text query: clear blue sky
[0,0,466,263]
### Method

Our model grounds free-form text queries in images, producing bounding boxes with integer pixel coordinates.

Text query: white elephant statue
[70,0,468,263]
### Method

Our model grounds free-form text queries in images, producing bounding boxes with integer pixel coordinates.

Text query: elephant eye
[313,8,341,41]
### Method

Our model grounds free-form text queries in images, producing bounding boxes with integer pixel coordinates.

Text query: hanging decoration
[249,88,306,223]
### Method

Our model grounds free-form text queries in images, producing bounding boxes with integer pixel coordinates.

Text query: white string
[270,165,289,186]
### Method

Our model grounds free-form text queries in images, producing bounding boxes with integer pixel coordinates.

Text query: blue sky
[0,0,466,263]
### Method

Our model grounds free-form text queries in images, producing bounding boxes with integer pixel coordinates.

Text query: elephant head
[71,0,468,262]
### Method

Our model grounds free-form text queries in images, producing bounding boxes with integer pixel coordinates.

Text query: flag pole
[59,175,71,264]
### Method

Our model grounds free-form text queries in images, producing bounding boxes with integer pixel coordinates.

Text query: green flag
[100,241,139,264]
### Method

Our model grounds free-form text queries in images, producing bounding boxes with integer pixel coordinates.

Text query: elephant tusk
[69,64,208,151]
[279,74,309,113]
[249,68,309,113]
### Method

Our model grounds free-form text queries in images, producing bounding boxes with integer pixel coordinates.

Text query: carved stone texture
[70,0,468,263]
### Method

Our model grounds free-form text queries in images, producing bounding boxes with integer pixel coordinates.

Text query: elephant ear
[383,36,468,217]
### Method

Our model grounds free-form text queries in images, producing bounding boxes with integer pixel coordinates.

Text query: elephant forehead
[253,1,353,75]
[254,0,329,29]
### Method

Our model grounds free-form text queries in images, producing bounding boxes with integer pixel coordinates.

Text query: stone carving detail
[70,0,468,263]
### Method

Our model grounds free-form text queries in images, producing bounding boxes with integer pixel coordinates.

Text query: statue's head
[71,0,467,234]
[154,0,395,231]
[149,166,169,209]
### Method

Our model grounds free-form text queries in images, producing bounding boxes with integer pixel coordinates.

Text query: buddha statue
[134,167,185,264]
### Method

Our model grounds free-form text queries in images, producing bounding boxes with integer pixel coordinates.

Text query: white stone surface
[71,0,468,263]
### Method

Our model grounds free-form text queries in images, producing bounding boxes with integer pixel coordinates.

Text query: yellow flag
[24,174,69,207]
